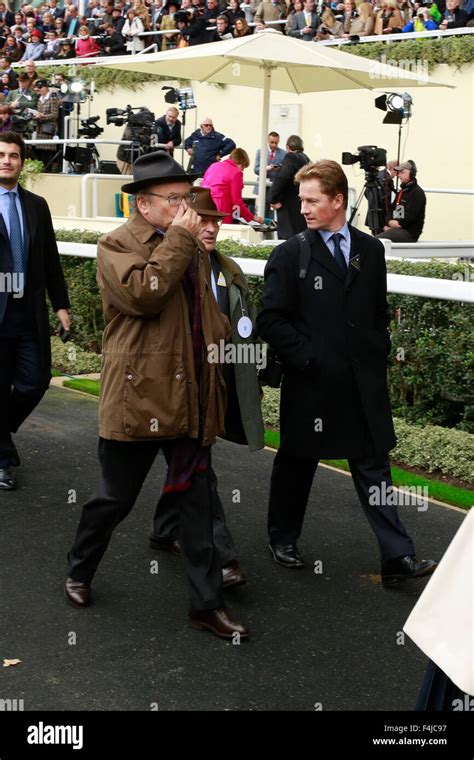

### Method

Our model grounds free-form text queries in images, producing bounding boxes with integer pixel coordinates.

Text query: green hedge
[53,230,473,432]
[261,387,474,484]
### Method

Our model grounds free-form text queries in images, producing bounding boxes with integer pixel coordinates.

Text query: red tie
[269,150,275,163]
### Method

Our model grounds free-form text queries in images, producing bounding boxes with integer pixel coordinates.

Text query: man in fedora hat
[65,152,249,640]
[150,187,265,588]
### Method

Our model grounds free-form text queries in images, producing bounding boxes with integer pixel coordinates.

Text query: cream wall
[39,63,473,240]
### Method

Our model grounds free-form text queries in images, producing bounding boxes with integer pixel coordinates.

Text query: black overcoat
[0,186,70,370]
[256,226,396,459]
[269,151,309,239]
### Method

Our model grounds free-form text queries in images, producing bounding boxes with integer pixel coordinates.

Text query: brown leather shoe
[222,560,247,589]
[189,608,249,639]
[149,536,181,556]
[65,578,91,608]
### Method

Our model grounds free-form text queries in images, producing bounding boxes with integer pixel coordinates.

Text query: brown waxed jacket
[96,211,230,444]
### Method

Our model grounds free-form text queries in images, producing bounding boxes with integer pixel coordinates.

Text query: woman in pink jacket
[202,148,263,224]
[75,25,101,58]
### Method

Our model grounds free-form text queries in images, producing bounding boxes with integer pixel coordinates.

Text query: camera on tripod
[107,105,155,147]
[78,115,103,139]
[342,145,387,174]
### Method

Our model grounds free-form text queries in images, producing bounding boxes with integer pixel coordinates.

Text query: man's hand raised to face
[170,200,201,237]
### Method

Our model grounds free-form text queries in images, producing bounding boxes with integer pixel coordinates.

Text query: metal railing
[55,240,474,303]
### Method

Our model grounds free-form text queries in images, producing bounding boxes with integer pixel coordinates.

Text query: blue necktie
[330,232,347,275]
[7,191,24,289]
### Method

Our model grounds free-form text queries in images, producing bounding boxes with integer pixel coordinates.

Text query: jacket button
[176,373,181,379]
[127,374,133,380]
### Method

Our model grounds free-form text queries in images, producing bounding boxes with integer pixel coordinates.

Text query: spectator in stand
[315,7,344,37]
[64,5,81,37]
[202,148,264,224]
[374,0,404,34]
[234,16,253,34]
[0,2,15,27]
[21,30,45,61]
[377,159,426,242]
[75,24,101,57]
[48,0,66,21]
[102,22,127,55]
[185,118,236,176]
[111,6,126,33]
[132,0,151,29]
[153,105,182,156]
[0,55,18,88]
[270,134,310,239]
[55,39,76,58]
[43,29,62,58]
[343,0,374,36]
[3,37,25,63]
[122,8,146,53]
[289,0,320,38]
[183,4,209,45]
[12,12,26,33]
[41,12,56,33]
[96,1,115,32]
[225,0,246,28]
[160,1,179,49]
[285,0,304,34]
[403,6,438,30]
[255,0,287,26]
[0,72,10,99]
[439,0,468,28]
[210,14,234,39]
[53,17,66,38]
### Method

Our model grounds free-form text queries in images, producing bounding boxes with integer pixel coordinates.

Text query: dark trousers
[67,438,224,611]
[152,460,238,568]
[0,315,51,468]
[268,449,415,562]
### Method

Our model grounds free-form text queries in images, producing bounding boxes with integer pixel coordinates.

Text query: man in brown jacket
[65,151,249,640]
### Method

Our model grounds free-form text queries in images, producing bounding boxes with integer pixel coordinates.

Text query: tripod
[349,169,387,236]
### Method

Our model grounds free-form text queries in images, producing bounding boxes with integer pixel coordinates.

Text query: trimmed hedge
[261,387,474,484]
[53,230,473,432]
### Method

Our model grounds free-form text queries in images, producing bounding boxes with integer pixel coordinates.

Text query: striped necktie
[7,191,24,289]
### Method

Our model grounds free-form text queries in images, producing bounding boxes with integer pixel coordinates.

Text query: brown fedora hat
[121,150,198,194]
[189,186,228,219]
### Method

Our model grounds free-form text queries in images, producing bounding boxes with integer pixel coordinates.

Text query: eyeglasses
[143,191,197,206]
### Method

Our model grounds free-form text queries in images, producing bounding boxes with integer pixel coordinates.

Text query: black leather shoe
[269,543,304,568]
[65,578,91,608]
[0,467,16,491]
[222,560,247,589]
[381,555,438,586]
[149,536,181,556]
[189,607,249,639]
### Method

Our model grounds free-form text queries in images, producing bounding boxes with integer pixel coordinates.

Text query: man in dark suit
[64,5,80,37]
[270,134,309,240]
[0,132,70,491]
[152,106,182,157]
[289,0,320,39]
[257,159,437,586]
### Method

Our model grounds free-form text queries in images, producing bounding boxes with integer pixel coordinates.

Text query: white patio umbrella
[92,32,452,215]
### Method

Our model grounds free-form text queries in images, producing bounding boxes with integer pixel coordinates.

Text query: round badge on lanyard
[237,316,252,339]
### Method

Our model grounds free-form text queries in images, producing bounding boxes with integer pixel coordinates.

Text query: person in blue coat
[184,117,236,176]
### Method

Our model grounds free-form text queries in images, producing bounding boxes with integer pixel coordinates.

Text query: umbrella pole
[257,65,272,221]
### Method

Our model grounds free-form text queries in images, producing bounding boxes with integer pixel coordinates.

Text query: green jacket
[214,250,265,452]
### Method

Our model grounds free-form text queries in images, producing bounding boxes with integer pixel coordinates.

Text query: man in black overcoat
[269,134,309,240]
[0,132,70,491]
[257,159,437,586]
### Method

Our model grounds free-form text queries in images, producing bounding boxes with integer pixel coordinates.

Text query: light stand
[162,85,196,170]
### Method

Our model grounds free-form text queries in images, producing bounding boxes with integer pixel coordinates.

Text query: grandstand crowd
[0,0,471,64]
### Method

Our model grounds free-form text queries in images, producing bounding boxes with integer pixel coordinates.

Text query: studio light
[375,92,413,124]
